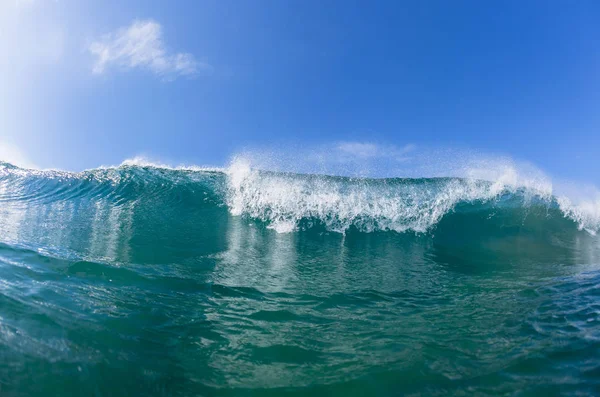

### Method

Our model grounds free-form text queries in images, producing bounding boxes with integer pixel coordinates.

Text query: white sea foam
[556,185,600,235]
[224,147,598,234]
[225,156,553,233]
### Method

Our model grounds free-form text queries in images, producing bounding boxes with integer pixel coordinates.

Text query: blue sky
[1,0,599,182]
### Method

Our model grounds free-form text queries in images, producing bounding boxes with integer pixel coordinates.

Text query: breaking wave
[1,156,599,236]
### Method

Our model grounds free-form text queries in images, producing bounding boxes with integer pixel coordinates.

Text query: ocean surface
[1,159,600,396]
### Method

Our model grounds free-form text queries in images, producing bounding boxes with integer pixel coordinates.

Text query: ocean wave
[1,158,599,235]
[225,158,598,234]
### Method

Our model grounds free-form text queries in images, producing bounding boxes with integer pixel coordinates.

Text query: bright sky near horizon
[0,0,599,182]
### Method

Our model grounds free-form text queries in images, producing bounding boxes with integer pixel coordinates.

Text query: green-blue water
[1,161,600,396]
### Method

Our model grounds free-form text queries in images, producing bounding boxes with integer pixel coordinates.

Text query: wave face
[1,159,598,237]
[1,159,600,395]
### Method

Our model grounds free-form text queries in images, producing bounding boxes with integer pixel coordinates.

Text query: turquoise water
[1,161,600,396]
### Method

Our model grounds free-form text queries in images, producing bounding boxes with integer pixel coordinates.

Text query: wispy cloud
[88,19,210,80]
[336,142,415,162]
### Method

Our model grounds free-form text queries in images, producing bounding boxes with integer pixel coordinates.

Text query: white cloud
[89,19,210,80]
[336,142,415,161]
[337,142,379,159]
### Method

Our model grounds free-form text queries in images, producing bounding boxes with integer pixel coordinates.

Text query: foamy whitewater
[222,152,599,234]
[1,149,600,395]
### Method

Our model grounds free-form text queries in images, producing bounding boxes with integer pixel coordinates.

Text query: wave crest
[225,158,583,234]
[1,158,599,235]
